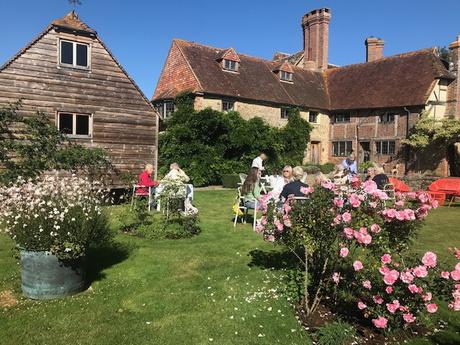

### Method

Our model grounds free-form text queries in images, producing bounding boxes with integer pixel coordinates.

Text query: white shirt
[251,156,264,171]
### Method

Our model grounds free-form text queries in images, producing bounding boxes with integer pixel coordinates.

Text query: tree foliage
[0,102,112,184]
[402,113,460,149]
[158,94,312,186]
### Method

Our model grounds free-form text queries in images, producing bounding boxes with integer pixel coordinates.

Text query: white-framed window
[309,111,318,123]
[334,113,351,123]
[280,107,290,119]
[59,39,90,69]
[280,70,293,82]
[375,140,396,155]
[57,112,92,138]
[332,141,353,157]
[223,59,238,72]
[378,112,396,123]
[222,100,234,112]
[156,100,175,119]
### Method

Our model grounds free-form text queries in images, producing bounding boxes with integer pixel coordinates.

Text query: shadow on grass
[248,249,302,270]
[85,241,134,284]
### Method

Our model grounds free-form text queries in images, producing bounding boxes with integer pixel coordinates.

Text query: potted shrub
[0,173,112,299]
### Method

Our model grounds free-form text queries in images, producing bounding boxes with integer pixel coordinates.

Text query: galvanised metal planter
[20,250,86,299]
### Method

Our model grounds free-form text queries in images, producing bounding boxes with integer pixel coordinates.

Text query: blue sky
[1,0,459,98]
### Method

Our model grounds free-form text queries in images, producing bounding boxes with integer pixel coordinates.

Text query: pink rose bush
[254,178,459,332]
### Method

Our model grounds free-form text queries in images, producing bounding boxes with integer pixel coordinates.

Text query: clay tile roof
[273,61,293,73]
[326,48,453,110]
[173,39,329,109]
[51,11,96,35]
[217,48,241,62]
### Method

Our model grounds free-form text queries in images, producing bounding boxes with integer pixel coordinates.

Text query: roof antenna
[68,0,82,10]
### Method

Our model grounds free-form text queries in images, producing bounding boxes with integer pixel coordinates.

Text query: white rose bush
[0,173,112,260]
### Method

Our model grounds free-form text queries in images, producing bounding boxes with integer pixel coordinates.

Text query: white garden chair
[233,187,258,229]
[131,184,153,211]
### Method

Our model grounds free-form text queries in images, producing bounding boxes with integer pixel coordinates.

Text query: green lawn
[0,190,459,345]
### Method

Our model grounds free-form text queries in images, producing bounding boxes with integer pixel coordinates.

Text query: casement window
[334,113,351,123]
[280,70,293,82]
[375,140,396,155]
[281,107,290,119]
[156,100,175,119]
[222,100,235,112]
[332,141,353,157]
[223,59,238,72]
[379,112,396,123]
[59,40,90,68]
[309,111,318,123]
[57,112,92,137]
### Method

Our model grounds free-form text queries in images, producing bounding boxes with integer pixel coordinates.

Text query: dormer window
[59,39,90,69]
[223,59,238,72]
[280,70,293,82]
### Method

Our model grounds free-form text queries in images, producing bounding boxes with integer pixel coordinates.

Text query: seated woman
[280,166,308,200]
[367,165,389,190]
[241,167,262,209]
[270,165,293,195]
[162,162,193,201]
[137,164,159,195]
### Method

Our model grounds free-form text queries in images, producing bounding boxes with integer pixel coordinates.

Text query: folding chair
[383,183,395,203]
[238,173,247,187]
[131,184,153,211]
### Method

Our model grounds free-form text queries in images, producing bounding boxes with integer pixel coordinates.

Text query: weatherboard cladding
[153,40,452,112]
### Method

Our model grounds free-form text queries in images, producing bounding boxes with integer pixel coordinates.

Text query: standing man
[341,153,357,180]
[252,152,267,173]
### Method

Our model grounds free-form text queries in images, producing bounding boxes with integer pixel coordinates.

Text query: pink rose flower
[385,286,393,294]
[353,260,363,271]
[362,280,372,289]
[373,295,383,304]
[400,271,414,284]
[350,194,361,208]
[408,284,420,294]
[413,265,428,278]
[451,269,460,281]
[266,235,275,242]
[300,186,314,195]
[370,223,381,233]
[383,270,399,285]
[381,254,392,264]
[386,300,400,313]
[274,219,284,232]
[372,316,388,329]
[332,272,340,284]
[358,301,367,310]
[340,247,349,258]
[423,292,432,302]
[455,247,460,259]
[441,271,450,279]
[403,313,415,323]
[426,303,438,313]
[379,266,390,275]
[342,212,352,223]
[343,227,354,239]
[333,198,344,208]
[422,251,437,268]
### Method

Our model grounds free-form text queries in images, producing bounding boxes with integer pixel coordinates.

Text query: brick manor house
[153,8,460,176]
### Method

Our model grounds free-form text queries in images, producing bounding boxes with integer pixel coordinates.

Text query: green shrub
[303,165,321,174]
[159,96,312,186]
[222,174,240,188]
[315,321,356,345]
[358,161,374,172]
[319,162,335,174]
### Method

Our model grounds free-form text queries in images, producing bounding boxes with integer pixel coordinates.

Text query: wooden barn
[0,11,158,184]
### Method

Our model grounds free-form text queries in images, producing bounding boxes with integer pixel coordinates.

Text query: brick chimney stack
[302,8,331,70]
[365,37,384,62]
[447,35,460,118]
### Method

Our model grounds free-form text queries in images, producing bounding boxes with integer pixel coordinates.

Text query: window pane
[76,115,89,135]
[76,44,88,67]
[382,142,388,155]
[346,141,352,155]
[389,141,395,154]
[376,142,381,154]
[309,111,318,123]
[164,101,174,118]
[60,41,73,65]
[59,113,73,134]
